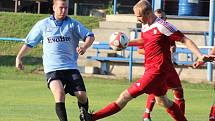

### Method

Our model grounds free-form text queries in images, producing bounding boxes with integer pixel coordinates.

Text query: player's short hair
[53,0,67,4]
[133,0,152,17]
[154,9,166,15]
[154,9,166,19]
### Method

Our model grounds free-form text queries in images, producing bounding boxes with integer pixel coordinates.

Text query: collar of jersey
[50,15,68,26]
[151,17,160,25]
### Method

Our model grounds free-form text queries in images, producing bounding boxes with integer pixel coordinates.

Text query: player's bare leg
[50,80,67,121]
[74,91,89,121]
[75,91,88,110]
[155,95,187,121]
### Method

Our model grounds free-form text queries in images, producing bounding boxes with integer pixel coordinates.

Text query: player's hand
[170,46,176,53]
[77,46,86,55]
[192,61,205,68]
[16,57,24,70]
[201,54,215,62]
[193,54,215,68]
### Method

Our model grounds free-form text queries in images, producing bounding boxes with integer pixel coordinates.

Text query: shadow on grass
[0,55,42,66]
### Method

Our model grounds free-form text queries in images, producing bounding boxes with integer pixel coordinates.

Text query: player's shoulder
[35,17,50,26]
[66,16,79,23]
[155,18,177,33]
[64,16,72,21]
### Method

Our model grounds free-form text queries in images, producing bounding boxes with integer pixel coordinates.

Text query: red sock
[128,41,144,46]
[166,102,187,121]
[92,102,121,120]
[209,104,215,121]
[143,94,155,119]
[173,88,185,115]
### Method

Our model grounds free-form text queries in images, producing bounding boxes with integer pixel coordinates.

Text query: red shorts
[127,69,181,97]
[166,69,182,89]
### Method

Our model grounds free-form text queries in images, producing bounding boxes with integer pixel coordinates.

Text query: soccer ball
[109,32,129,51]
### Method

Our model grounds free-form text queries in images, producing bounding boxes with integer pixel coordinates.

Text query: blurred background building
[0,0,210,16]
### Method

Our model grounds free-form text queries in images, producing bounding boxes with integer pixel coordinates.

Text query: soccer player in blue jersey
[15,0,95,121]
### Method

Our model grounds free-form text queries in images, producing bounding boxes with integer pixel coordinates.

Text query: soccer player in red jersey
[138,9,184,121]
[81,0,213,121]
[193,47,215,121]
[209,99,215,121]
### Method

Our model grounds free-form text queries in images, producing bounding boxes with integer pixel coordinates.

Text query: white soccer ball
[109,32,129,51]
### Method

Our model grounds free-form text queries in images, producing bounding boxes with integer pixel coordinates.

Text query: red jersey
[170,39,176,47]
[141,18,184,73]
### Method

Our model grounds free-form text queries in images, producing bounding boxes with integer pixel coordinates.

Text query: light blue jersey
[25,15,94,73]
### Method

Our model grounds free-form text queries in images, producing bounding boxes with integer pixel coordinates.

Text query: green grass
[0,12,101,38]
[0,65,214,121]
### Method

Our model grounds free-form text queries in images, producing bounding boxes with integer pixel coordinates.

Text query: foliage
[106,4,114,15]
[0,12,100,38]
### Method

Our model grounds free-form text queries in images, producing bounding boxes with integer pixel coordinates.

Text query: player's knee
[50,88,65,102]
[116,90,132,107]
[164,99,173,108]
[75,91,88,103]
[121,90,132,100]
[156,98,165,107]
[54,92,65,102]
[155,96,173,108]
[173,87,184,101]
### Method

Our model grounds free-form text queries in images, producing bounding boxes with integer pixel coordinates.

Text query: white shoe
[143,118,152,121]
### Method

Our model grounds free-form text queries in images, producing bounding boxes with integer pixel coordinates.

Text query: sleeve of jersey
[25,22,43,48]
[158,22,184,42]
[170,41,176,46]
[75,21,94,41]
[138,46,144,49]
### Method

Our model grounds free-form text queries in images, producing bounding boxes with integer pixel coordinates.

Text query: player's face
[134,9,148,25]
[53,0,68,20]
[154,12,166,21]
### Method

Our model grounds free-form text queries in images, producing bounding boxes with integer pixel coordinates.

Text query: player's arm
[180,36,203,58]
[210,46,215,55]
[180,36,214,68]
[77,35,95,55]
[74,20,95,55]
[16,21,42,70]
[208,46,215,61]
[159,21,214,68]
[128,38,145,54]
[137,45,145,55]
[180,37,205,68]
[170,41,176,53]
[137,49,145,55]
[193,46,215,68]
[181,36,214,61]
[128,38,144,46]
[170,45,176,54]
[16,44,32,70]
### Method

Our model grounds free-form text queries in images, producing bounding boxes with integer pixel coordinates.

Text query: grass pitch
[0,67,214,121]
